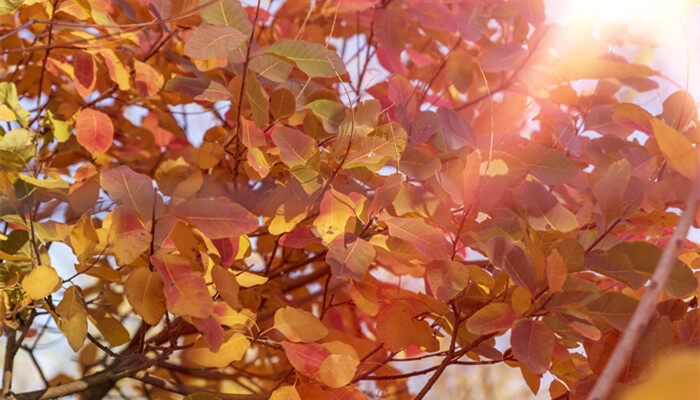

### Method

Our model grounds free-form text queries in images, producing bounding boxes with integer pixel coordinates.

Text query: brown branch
[132,373,269,400]
[586,167,700,400]
[13,360,150,400]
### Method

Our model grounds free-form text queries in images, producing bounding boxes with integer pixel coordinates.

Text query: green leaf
[586,292,638,331]
[18,174,68,190]
[246,73,269,128]
[201,0,252,35]
[263,40,346,78]
[305,99,346,133]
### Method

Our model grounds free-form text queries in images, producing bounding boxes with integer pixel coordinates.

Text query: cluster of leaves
[0,0,698,399]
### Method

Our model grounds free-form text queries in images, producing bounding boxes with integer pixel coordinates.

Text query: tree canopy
[0,0,698,399]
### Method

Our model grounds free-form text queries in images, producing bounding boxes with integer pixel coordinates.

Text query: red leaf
[75,109,113,153]
[171,197,258,239]
[510,319,555,374]
[150,253,214,319]
[326,233,375,281]
[73,51,95,98]
[382,215,452,260]
[281,341,330,377]
[466,303,518,335]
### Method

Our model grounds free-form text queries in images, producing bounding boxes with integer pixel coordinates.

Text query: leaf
[382,215,452,260]
[523,180,578,232]
[124,268,166,325]
[593,159,631,226]
[316,353,359,388]
[134,60,163,97]
[165,76,231,102]
[246,73,269,128]
[375,305,415,352]
[612,103,654,134]
[171,197,258,239]
[263,40,346,78]
[271,126,319,168]
[211,265,241,309]
[270,386,301,400]
[545,250,567,292]
[399,146,441,180]
[481,43,527,72]
[150,253,214,319]
[73,51,95,98]
[274,307,329,343]
[18,174,68,190]
[519,145,578,185]
[109,206,150,265]
[183,331,250,368]
[487,236,540,295]
[100,165,162,221]
[651,118,697,180]
[56,286,88,352]
[281,341,330,377]
[235,271,268,287]
[619,350,700,400]
[87,308,130,346]
[553,57,655,81]
[201,0,252,35]
[466,303,518,335]
[326,233,375,281]
[0,0,23,15]
[586,292,638,331]
[510,319,554,374]
[662,91,697,131]
[426,260,470,302]
[312,189,356,245]
[22,265,60,300]
[75,108,113,153]
[305,99,346,133]
[270,88,296,120]
[183,24,246,60]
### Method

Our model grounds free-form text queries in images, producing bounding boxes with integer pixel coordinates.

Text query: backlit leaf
[75,108,113,153]
[327,233,375,281]
[274,307,329,343]
[124,268,166,325]
[263,40,346,78]
[22,265,60,300]
[184,331,250,368]
[652,118,697,180]
[183,24,246,60]
[171,197,258,239]
[466,303,518,335]
[510,319,554,374]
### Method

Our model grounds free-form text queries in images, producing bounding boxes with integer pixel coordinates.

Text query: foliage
[0,0,698,399]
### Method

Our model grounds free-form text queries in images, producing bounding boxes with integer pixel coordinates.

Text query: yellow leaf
[273,306,329,343]
[270,386,301,400]
[620,350,700,400]
[235,271,268,287]
[56,286,88,352]
[22,265,60,300]
[183,331,250,368]
[315,353,359,388]
[652,118,697,179]
[124,268,166,325]
[87,308,130,346]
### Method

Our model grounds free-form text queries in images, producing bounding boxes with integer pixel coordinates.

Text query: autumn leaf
[183,24,246,60]
[274,307,329,343]
[75,108,113,153]
[22,265,60,300]
[124,268,166,325]
[510,319,554,374]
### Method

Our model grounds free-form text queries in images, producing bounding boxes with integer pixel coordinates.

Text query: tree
[0,0,698,399]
